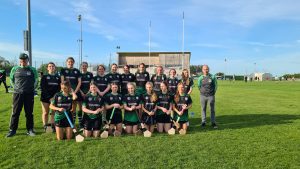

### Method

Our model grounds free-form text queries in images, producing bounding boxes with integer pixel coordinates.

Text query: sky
[1,0,300,76]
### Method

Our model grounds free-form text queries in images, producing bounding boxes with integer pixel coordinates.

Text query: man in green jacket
[198,65,218,129]
[6,53,38,137]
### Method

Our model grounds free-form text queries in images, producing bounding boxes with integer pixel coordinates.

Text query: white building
[249,72,273,81]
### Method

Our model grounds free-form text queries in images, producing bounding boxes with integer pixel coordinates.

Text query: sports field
[0,80,299,169]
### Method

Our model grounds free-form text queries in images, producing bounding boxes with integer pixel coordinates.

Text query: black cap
[19,53,29,60]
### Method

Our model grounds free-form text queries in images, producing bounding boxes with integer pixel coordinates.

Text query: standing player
[151,65,167,94]
[120,65,135,95]
[106,63,121,92]
[104,83,123,135]
[198,65,218,128]
[40,62,61,132]
[82,82,104,138]
[60,57,81,124]
[135,63,150,96]
[141,82,157,133]
[0,69,9,93]
[173,82,192,132]
[123,82,141,134]
[181,69,194,95]
[167,69,179,96]
[93,65,110,97]
[49,80,74,140]
[156,82,173,133]
[78,62,93,128]
[6,53,38,137]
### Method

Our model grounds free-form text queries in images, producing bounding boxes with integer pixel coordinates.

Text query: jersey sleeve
[51,93,58,105]
[187,95,192,104]
[82,96,88,107]
[9,66,19,88]
[40,75,47,92]
[190,77,194,87]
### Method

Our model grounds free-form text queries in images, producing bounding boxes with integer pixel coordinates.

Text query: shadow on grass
[189,114,300,132]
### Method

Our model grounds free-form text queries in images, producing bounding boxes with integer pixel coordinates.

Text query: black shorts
[123,120,138,126]
[75,91,84,102]
[40,92,55,103]
[178,120,188,124]
[156,114,171,123]
[55,117,72,128]
[106,111,122,125]
[142,113,156,125]
[83,114,101,130]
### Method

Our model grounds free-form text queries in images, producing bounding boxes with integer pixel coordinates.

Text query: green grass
[0,80,300,169]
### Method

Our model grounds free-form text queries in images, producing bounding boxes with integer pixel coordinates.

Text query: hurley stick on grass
[64,111,84,142]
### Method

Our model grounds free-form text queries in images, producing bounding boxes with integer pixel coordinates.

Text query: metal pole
[27,0,32,66]
[149,20,151,73]
[78,14,83,68]
[182,12,184,70]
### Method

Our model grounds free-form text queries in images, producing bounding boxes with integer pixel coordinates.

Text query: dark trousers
[0,80,8,92]
[9,93,34,131]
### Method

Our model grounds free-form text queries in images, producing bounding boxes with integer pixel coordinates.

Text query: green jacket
[10,66,38,93]
[198,73,217,96]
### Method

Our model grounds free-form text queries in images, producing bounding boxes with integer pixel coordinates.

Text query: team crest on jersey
[105,78,107,81]
[117,75,119,78]
[169,80,172,83]
[129,76,131,78]
[26,71,31,76]
[137,74,140,77]
[127,97,131,100]
[58,96,61,101]
[159,95,162,99]
[185,97,188,101]
[122,75,124,78]
[97,78,100,81]
[145,74,148,77]
[145,96,149,100]
[88,97,92,101]
[56,77,59,80]
[208,79,212,83]
[136,96,139,100]
[47,76,50,80]
[154,77,157,80]
[74,71,77,74]
[109,75,112,78]
[67,97,71,100]
[65,70,69,73]
[87,75,90,78]
[119,97,122,100]
[110,97,113,100]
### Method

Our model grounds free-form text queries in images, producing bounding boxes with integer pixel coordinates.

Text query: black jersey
[104,93,123,115]
[167,77,179,96]
[40,73,61,99]
[135,71,150,88]
[51,92,73,112]
[106,73,121,86]
[80,72,93,94]
[60,68,81,90]
[151,74,167,93]
[141,93,156,112]
[120,73,136,94]
[173,94,192,122]
[181,77,194,94]
[83,93,104,119]
[93,75,109,92]
[156,92,173,116]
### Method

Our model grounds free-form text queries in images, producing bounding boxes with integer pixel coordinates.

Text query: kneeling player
[50,81,74,140]
[82,83,104,138]
[172,82,192,132]
[123,82,141,134]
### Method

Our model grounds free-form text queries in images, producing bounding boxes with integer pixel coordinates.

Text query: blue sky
[1,0,300,76]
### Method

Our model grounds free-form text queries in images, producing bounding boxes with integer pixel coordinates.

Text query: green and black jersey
[10,65,38,93]
[80,72,93,94]
[181,77,194,94]
[173,94,192,122]
[104,93,123,116]
[167,77,179,96]
[135,71,150,95]
[120,73,136,94]
[151,74,167,93]
[60,68,81,90]
[93,75,109,92]
[123,94,141,123]
[83,93,104,119]
[51,92,73,122]
[156,92,173,116]
[40,73,61,99]
[141,93,157,112]
[198,73,217,96]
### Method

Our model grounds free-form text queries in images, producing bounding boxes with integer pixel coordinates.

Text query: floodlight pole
[182,12,185,70]
[149,20,151,74]
[27,0,32,66]
[78,14,83,68]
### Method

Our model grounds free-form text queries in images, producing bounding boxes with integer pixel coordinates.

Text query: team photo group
[6,53,218,141]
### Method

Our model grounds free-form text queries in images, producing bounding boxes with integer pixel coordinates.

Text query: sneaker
[201,122,206,128]
[27,130,36,136]
[212,123,218,129]
[6,130,16,138]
